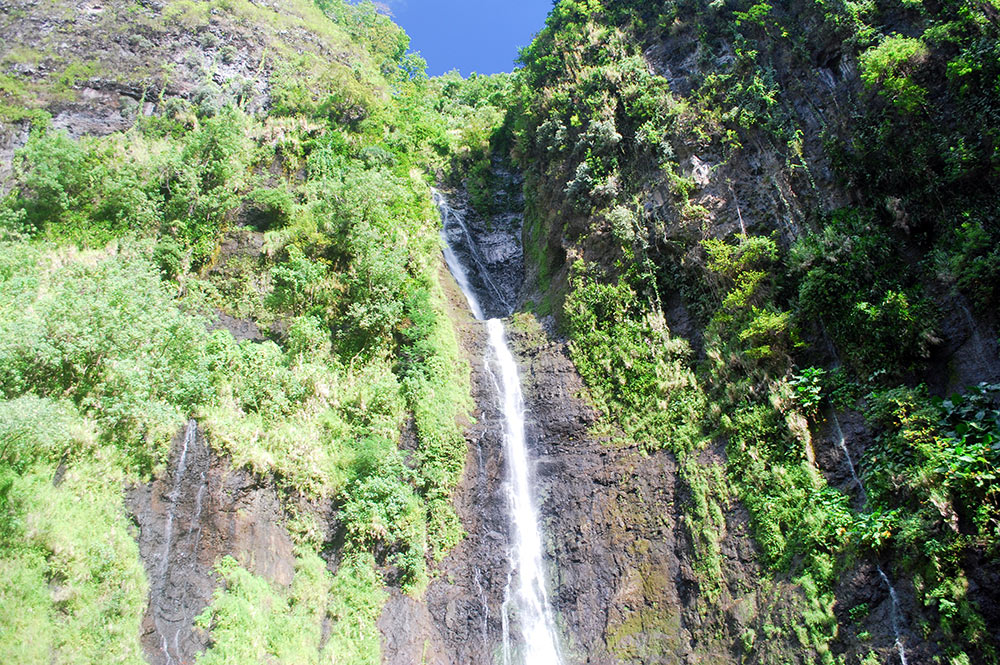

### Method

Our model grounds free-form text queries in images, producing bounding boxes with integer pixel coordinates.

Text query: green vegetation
[2,0,1000,662]
[862,384,999,658]
[564,262,706,455]
[193,551,387,665]
[859,35,929,112]
[0,0,521,661]
[512,0,1000,662]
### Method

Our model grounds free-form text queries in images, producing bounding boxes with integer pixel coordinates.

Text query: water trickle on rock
[435,190,562,664]
[153,418,200,665]
[829,409,908,665]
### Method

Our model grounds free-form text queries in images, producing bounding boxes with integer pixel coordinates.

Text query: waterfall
[156,418,197,665]
[828,410,908,665]
[828,412,867,505]
[435,190,563,664]
[877,565,909,665]
[159,419,196,582]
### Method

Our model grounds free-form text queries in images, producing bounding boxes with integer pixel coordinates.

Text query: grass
[0,457,148,665]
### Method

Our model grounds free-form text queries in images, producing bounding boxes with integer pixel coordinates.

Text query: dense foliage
[2,0,1000,663]
[510,0,1000,663]
[0,0,516,662]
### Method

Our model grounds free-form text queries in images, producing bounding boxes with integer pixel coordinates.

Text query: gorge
[1,0,1000,664]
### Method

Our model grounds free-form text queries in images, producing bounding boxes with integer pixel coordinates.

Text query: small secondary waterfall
[157,419,198,665]
[135,417,212,665]
[436,191,562,664]
[828,413,867,505]
[829,410,908,665]
[822,321,909,664]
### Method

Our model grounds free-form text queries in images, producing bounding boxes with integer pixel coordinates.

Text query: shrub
[0,396,94,473]
[10,130,90,233]
[244,187,296,230]
[793,210,938,378]
[269,246,331,315]
[0,248,214,469]
[0,460,148,665]
[859,35,929,112]
[564,263,707,454]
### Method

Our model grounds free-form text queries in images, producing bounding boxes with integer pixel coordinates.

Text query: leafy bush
[0,396,94,473]
[269,246,332,315]
[0,460,147,665]
[790,367,826,420]
[245,186,296,230]
[0,246,214,470]
[863,384,998,655]
[564,262,706,454]
[702,234,793,370]
[859,35,929,112]
[9,130,91,232]
[793,210,938,379]
[195,553,331,665]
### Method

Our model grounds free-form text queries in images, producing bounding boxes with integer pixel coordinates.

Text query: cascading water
[829,409,907,665]
[157,419,197,665]
[956,296,990,370]
[821,322,909,664]
[878,566,909,665]
[435,190,563,664]
[828,413,867,505]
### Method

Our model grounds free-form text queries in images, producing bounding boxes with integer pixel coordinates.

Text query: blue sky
[382,0,553,77]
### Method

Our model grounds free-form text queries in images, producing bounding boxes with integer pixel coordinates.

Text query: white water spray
[829,412,867,505]
[159,419,196,580]
[487,318,562,665]
[877,565,909,665]
[436,191,562,664]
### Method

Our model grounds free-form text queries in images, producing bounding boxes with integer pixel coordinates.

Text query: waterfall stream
[956,296,990,370]
[821,320,909,664]
[157,418,197,665]
[436,191,563,664]
[829,410,908,665]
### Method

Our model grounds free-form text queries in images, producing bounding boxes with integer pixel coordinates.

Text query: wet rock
[208,309,264,342]
[127,421,295,665]
[435,186,524,319]
[925,281,1000,396]
[380,262,512,665]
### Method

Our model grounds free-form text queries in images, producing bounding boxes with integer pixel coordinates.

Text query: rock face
[0,0,376,189]
[383,187,817,664]
[386,270,819,664]
[127,421,296,665]
[379,262,511,665]
[508,320,815,665]
[436,186,524,320]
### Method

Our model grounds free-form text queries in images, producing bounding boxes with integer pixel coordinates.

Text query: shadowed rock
[127,422,295,665]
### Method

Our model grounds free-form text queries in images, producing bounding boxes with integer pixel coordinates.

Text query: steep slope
[504,0,1000,663]
[3,0,1000,664]
[0,2,506,663]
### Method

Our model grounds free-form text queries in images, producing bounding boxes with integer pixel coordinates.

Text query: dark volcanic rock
[380,262,511,665]
[127,421,295,665]
[385,244,815,663]
[509,321,683,664]
[435,185,524,319]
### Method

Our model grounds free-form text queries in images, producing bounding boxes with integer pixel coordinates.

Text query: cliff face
[0,0,384,185]
[126,422,300,665]
[507,1,1000,664]
[3,0,1000,664]
[0,2,474,664]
